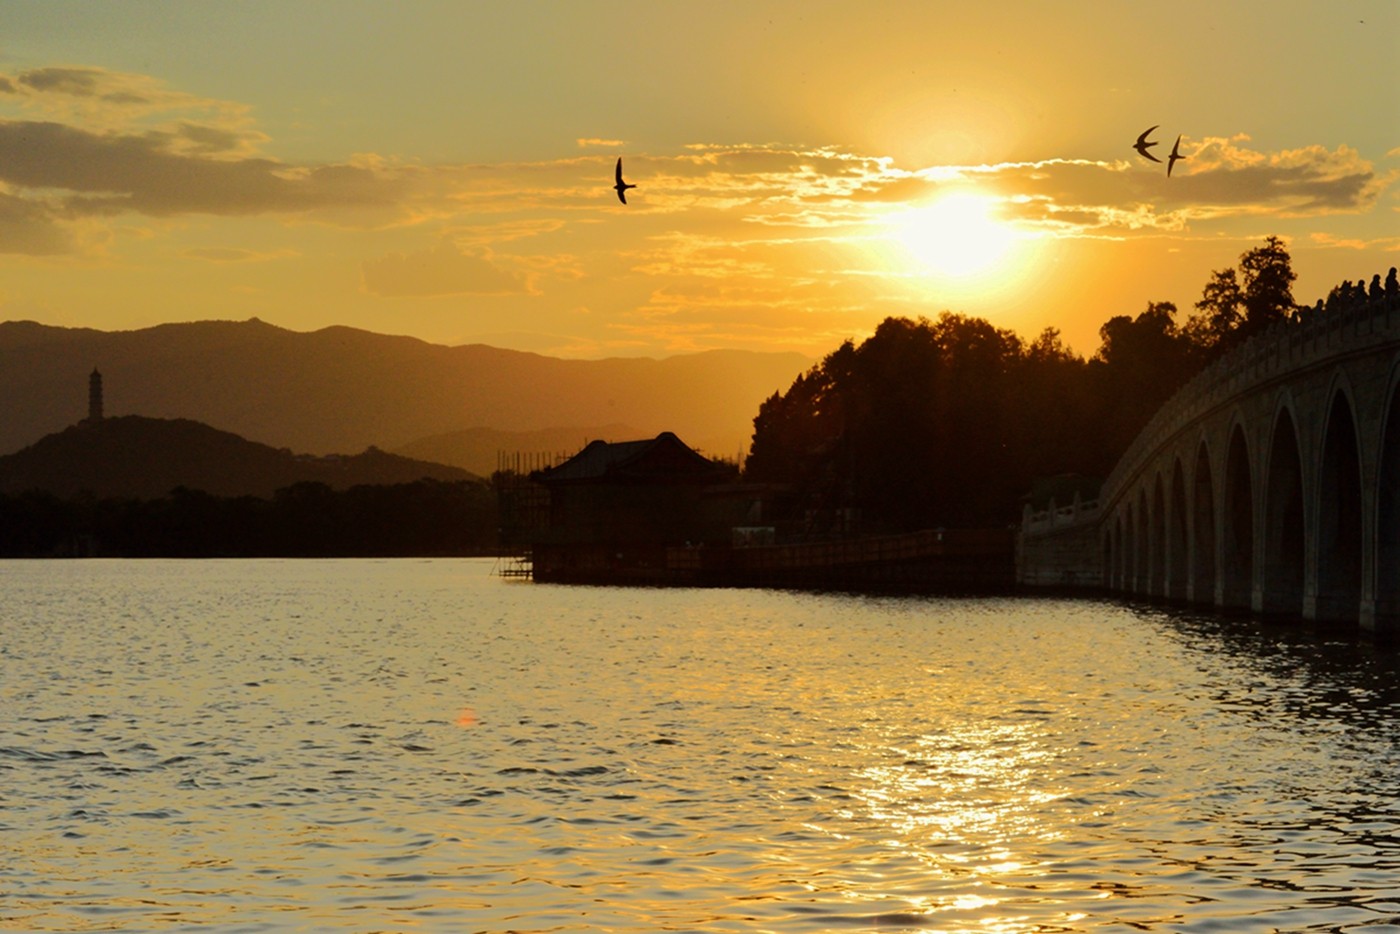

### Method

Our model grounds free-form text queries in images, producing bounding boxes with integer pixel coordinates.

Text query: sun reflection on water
[855,722,1063,843]
[813,716,1087,929]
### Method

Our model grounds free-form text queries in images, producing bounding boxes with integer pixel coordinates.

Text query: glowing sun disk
[887,192,1016,278]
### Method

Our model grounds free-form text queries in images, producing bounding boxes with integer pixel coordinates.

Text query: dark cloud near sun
[1163,138,1386,216]
[0,191,78,254]
[183,246,296,263]
[0,64,389,252]
[919,141,1391,237]
[15,66,149,104]
[0,119,411,249]
[160,122,256,157]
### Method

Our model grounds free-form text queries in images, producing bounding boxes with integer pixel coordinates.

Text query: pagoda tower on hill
[86,368,103,424]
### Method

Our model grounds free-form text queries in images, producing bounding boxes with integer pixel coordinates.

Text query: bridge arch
[1317,382,1363,624]
[1377,365,1400,628]
[1119,509,1129,590]
[1136,488,1150,593]
[1151,473,1167,597]
[1191,439,1217,605]
[1105,519,1115,589]
[1114,517,1124,590]
[1222,422,1253,609]
[1262,403,1305,616]
[1103,525,1114,589]
[1168,457,1189,600]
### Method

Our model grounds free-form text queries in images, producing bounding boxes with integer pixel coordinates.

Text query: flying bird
[1167,135,1186,177]
[1133,125,1162,163]
[614,157,636,204]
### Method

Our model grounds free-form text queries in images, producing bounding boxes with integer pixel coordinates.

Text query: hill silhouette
[0,319,812,460]
[0,415,476,500]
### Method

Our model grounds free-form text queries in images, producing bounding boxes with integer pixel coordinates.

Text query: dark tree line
[745,238,1392,532]
[0,479,500,557]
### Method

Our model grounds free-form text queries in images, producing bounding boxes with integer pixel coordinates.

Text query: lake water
[3,559,1399,933]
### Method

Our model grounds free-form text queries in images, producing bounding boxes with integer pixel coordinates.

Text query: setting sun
[885,192,1020,280]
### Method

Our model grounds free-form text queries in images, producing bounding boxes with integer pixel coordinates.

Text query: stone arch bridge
[1019,295,1400,635]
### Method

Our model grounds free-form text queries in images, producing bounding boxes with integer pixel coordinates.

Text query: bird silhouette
[614,157,636,204]
[1167,135,1186,177]
[1133,125,1162,163]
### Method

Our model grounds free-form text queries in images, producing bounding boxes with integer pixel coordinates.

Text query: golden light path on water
[841,721,1076,930]
[3,559,1400,932]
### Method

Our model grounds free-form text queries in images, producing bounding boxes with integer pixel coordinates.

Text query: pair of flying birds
[1134,126,1188,177]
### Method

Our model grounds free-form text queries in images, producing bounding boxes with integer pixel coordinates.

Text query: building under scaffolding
[496,432,742,583]
[493,432,1015,590]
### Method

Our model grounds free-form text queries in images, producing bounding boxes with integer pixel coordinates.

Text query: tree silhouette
[1090,301,1200,468]
[0,479,499,557]
[1238,235,1298,329]
[1187,267,1243,348]
[1188,236,1298,353]
[746,312,1104,531]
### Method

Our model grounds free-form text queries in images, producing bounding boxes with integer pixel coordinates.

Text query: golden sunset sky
[0,0,1395,359]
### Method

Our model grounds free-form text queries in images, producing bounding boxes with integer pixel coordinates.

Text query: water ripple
[2,559,1398,932]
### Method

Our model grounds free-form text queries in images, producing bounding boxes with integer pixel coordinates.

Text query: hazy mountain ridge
[0,319,812,459]
[0,415,476,500]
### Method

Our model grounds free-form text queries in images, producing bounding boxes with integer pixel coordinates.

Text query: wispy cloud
[909,140,1391,237]
[0,65,265,155]
[0,120,422,240]
[1165,136,1389,216]
[360,241,532,297]
[1309,231,1400,252]
[0,110,1390,257]
[0,191,79,254]
[182,246,298,263]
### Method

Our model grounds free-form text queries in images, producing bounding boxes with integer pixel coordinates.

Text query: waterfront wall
[1017,495,1103,589]
[528,528,1016,590]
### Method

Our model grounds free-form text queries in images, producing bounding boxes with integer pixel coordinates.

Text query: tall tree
[1187,267,1243,348]
[1238,235,1297,332]
[1091,301,1199,465]
[1186,236,1298,353]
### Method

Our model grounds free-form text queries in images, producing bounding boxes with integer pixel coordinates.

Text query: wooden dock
[494,552,533,578]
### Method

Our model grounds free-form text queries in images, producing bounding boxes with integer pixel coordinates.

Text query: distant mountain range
[0,319,812,474]
[0,415,475,500]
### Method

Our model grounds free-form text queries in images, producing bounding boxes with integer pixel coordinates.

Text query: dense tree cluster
[746,313,1111,530]
[0,479,499,557]
[745,238,1390,532]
